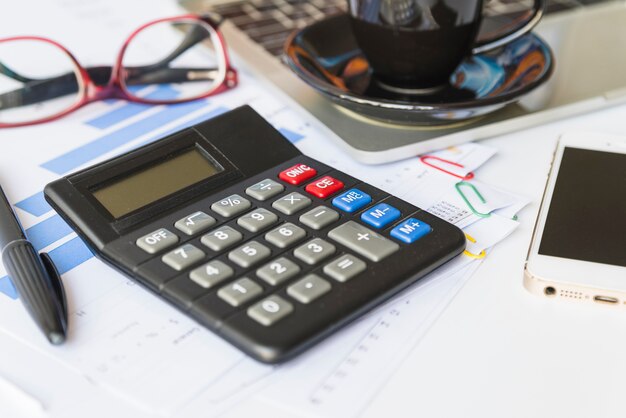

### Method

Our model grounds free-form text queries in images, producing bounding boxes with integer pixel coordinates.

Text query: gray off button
[136,228,179,254]
[328,221,399,262]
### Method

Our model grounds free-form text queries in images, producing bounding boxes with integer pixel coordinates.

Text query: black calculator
[45,106,465,363]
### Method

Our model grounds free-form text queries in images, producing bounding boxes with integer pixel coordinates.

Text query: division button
[332,188,372,213]
[272,192,311,215]
[211,194,251,218]
[360,203,401,229]
[323,254,367,282]
[218,278,263,307]
[305,176,344,199]
[228,241,272,268]
[293,238,336,265]
[390,218,432,244]
[287,274,331,304]
[237,208,278,232]
[256,257,301,286]
[245,179,284,201]
[299,206,340,230]
[161,244,205,271]
[264,223,306,248]
[190,260,234,289]
[328,221,399,262]
[201,226,243,251]
[247,295,294,326]
[174,211,216,236]
[136,228,179,254]
[278,163,317,185]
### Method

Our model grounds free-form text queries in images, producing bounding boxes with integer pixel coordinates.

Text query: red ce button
[305,176,344,199]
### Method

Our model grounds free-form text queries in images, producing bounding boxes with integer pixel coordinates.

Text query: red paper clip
[419,155,474,180]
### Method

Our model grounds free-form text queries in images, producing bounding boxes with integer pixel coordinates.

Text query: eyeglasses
[0,14,238,128]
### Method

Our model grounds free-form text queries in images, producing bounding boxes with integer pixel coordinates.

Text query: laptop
[180,0,626,163]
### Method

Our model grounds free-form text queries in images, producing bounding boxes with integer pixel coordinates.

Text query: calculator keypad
[256,257,301,285]
[201,226,243,251]
[264,223,306,248]
[228,241,272,268]
[136,228,179,254]
[237,208,278,232]
[211,194,251,217]
[174,211,216,235]
[328,221,399,262]
[218,278,263,307]
[247,295,294,326]
[162,244,205,271]
[287,274,331,304]
[323,254,366,282]
[299,206,339,230]
[245,179,284,201]
[190,260,234,288]
[271,192,311,215]
[294,238,336,265]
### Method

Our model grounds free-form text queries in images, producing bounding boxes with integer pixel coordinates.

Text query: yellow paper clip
[463,233,486,259]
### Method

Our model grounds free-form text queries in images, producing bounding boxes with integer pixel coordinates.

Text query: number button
[245,179,284,201]
[174,211,216,235]
[201,226,243,251]
[228,241,271,268]
[323,254,366,282]
[190,260,234,288]
[161,244,205,271]
[299,206,339,230]
[264,223,306,248]
[271,192,311,215]
[211,194,251,218]
[256,257,301,286]
[237,208,278,232]
[293,238,336,265]
[136,228,179,254]
[217,278,263,307]
[287,274,331,304]
[247,295,294,326]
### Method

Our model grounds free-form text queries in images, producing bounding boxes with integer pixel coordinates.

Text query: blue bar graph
[15,192,52,217]
[278,128,305,143]
[47,237,94,275]
[25,215,74,250]
[0,276,18,300]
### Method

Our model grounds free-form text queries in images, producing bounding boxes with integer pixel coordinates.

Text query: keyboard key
[211,194,251,217]
[256,257,301,285]
[278,163,317,185]
[287,274,331,304]
[161,244,205,271]
[294,238,336,265]
[174,211,216,235]
[237,208,278,232]
[328,221,399,262]
[265,223,306,248]
[323,254,366,282]
[332,188,372,213]
[390,218,432,244]
[360,203,401,229]
[228,241,272,268]
[136,228,178,254]
[190,260,234,288]
[201,226,243,251]
[218,278,263,307]
[272,192,311,215]
[247,295,294,326]
[299,206,339,230]
[305,176,344,199]
[245,178,284,201]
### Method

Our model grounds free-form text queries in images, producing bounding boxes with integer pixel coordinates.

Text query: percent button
[211,194,251,218]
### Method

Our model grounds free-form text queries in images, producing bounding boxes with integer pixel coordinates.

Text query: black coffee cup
[348,0,545,91]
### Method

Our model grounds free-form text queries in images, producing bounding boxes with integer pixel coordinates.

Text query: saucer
[284,14,554,126]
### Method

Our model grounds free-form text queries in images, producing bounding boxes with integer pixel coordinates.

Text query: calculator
[44,106,465,363]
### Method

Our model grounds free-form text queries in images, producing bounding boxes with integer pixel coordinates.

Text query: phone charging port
[593,295,619,304]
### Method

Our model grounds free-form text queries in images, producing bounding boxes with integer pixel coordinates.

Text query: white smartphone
[524,132,626,306]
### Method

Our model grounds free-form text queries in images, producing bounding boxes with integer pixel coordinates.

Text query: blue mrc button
[332,188,372,213]
[360,203,401,228]
[390,218,432,244]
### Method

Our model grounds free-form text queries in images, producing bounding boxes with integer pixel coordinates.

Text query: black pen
[0,185,67,345]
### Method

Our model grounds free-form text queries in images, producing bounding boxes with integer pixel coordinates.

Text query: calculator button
[237,208,278,232]
[136,228,179,254]
[390,218,432,244]
[271,192,311,215]
[245,179,284,201]
[256,257,301,285]
[247,295,294,326]
[161,244,205,271]
[287,274,331,304]
[174,211,216,236]
[217,278,263,307]
[201,226,243,251]
[305,176,344,199]
[299,206,339,230]
[332,188,372,213]
[228,241,272,268]
[323,254,366,282]
[264,223,306,248]
[294,238,336,265]
[211,194,251,218]
[190,260,234,288]
[278,163,317,185]
[360,203,401,229]
[328,221,399,262]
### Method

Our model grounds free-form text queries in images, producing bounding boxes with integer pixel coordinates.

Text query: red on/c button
[305,176,344,199]
[278,163,317,185]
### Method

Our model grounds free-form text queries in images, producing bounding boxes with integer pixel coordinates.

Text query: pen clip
[39,252,68,327]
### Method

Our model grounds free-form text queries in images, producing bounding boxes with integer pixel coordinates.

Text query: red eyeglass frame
[0,14,238,128]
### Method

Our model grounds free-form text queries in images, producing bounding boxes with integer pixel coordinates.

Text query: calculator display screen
[93,148,223,218]
[538,147,626,267]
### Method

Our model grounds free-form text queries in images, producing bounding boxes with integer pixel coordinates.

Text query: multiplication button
[245,179,284,201]
[272,192,311,215]
[328,221,399,262]
[174,211,216,235]
[299,206,339,230]
[323,254,366,282]
[211,194,251,218]
[247,295,294,326]
[136,228,179,254]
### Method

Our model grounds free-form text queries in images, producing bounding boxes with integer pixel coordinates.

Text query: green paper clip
[455,181,491,218]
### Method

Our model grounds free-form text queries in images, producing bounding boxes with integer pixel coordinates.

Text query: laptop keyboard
[180,0,615,57]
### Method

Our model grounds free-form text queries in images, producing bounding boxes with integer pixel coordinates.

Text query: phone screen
[538,147,626,268]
